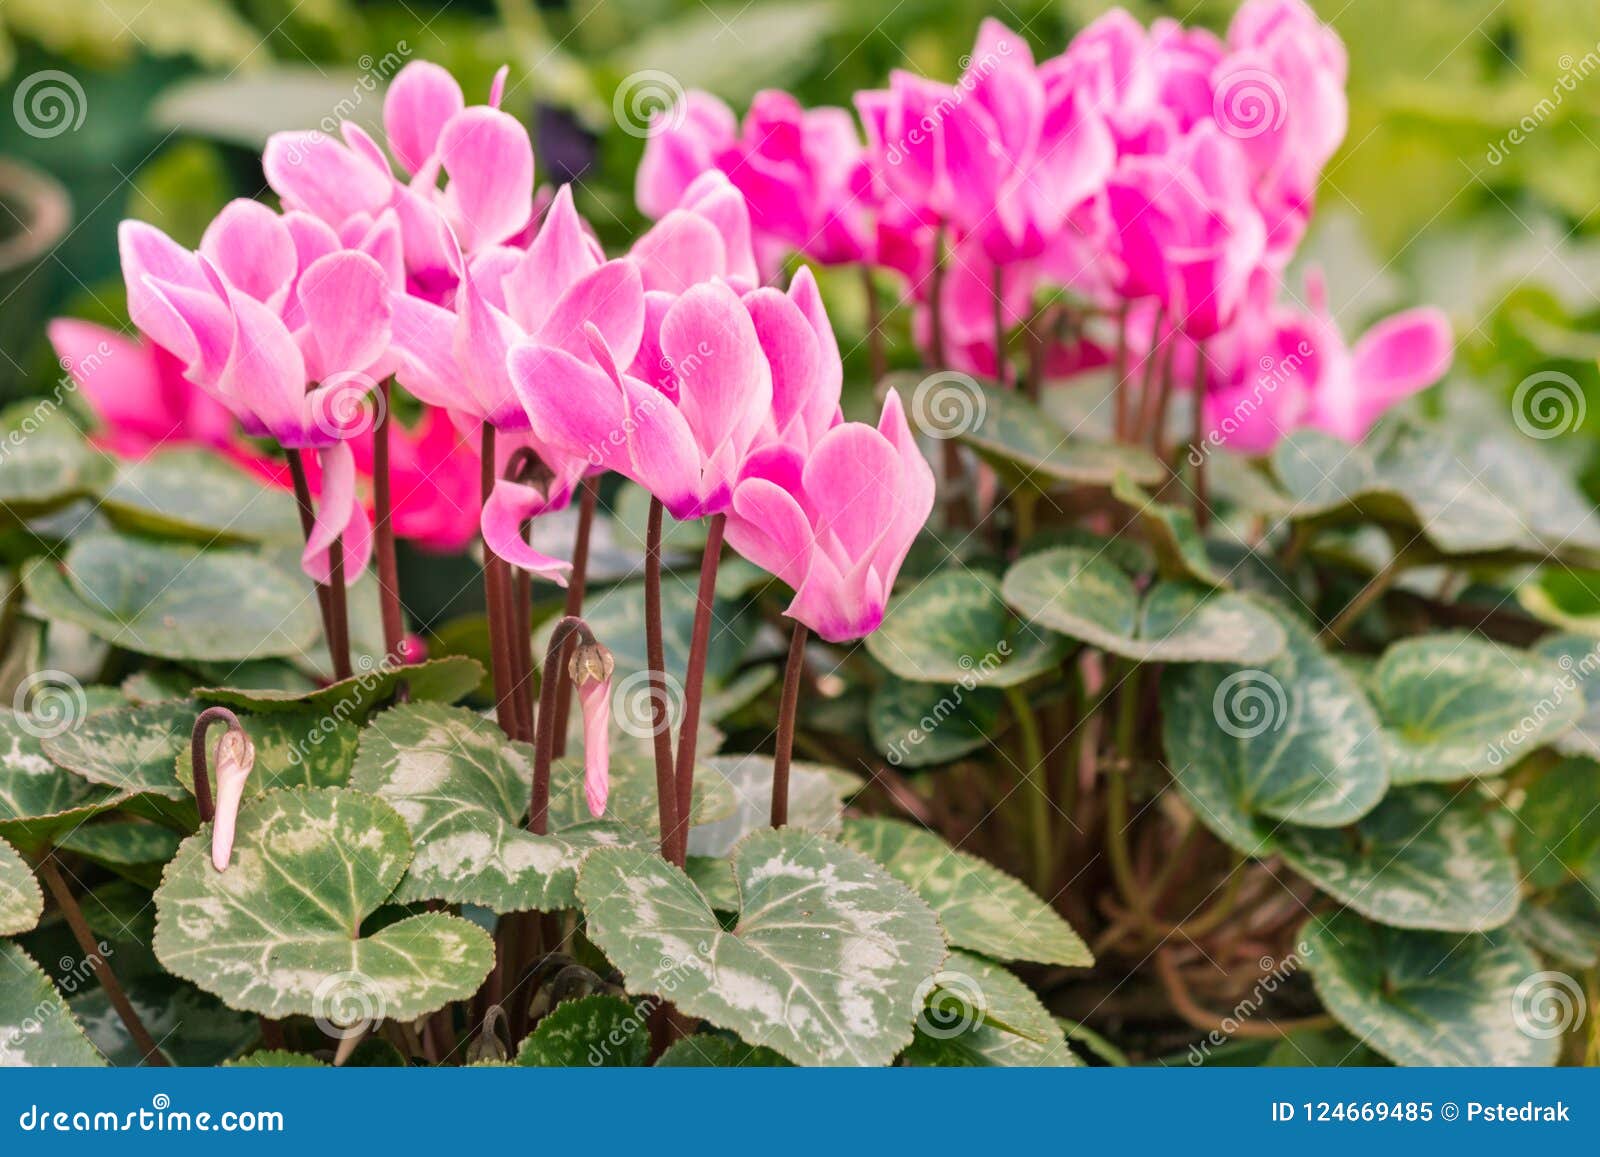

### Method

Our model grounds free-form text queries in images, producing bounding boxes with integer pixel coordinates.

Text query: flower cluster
[639,0,1453,448]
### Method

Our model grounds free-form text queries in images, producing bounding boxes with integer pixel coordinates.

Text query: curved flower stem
[529,615,594,835]
[285,451,345,680]
[372,379,408,695]
[479,424,518,738]
[552,478,598,758]
[671,514,726,866]
[36,856,168,1065]
[644,498,680,861]
[1003,686,1053,894]
[863,265,886,383]
[189,706,245,823]
[769,622,809,828]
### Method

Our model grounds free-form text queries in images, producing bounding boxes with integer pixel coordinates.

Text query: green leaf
[0,404,110,521]
[153,787,494,1020]
[195,656,484,717]
[654,1034,792,1066]
[0,709,123,847]
[58,821,181,886]
[0,833,42,934]
[545,753,737,839]
[349,702,634,912]
[867,570,1071,688]
[1514,883,1600,969]
[174,709,360,796]
[1003,547,1285,664]
[1515,757,1600,891]
[1373,634,1581,782]
[902,951,1079,1067]
[1275,786,1519,931]
[74,976,256,1067]
[516,995,650,1066]
[1161,611,1389,853]
[1111,475,1226,587]
[0,941,106,1066]
[42,699,194,801]
[577,828,945,1066]
[869,675,1004,768]
[688,753,849,859]
[22,535,321,661]
[226,1049,326,1068]
[889,372,1164,491]
[99,449,302,544]
[1302,909,1560,1067]
[1532,634,1600,760]
[840,817,1091,967]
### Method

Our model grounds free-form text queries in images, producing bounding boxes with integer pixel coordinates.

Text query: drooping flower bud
[210,728,257,872]
[568,639,615,817]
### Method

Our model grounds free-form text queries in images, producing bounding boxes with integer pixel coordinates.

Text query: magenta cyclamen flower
[724,392,934,643]
[119,201,398,583]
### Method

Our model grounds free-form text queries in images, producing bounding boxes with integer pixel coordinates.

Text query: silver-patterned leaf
[516,995,650,1066]
[869,675,1004,768]
[0,708,123,848]
[687,753,850,859]
[840,817,1091,967]
[1532,634,1600,760]
[577,828,945,1066]
[0,404,111,520]
[902,950,1079,1067]
[1111,475,1226,587]
[0,833,42,934]
[153,786,494,1020]
[100,449,303,545]
[1515,756,1600,892]
[194,656,484,716]
[0,942,105,1066]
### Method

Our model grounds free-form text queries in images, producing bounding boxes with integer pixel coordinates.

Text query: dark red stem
[671,513,725,865]
[189,705,245,823]
[644,498,680,861]
[530,616,593,835]
[373,379,407,687]
[769,622,809,828]
[552,478,598,758]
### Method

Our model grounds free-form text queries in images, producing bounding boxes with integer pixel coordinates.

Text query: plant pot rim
[0,158,71,274]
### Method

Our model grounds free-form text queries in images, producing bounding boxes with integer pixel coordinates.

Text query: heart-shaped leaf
[1162,611,1388,853]
[1373,634,1581,782]
[902,950,1079,1067]
[869,675,1004,768]
[0,941,106,1066]
[1532,634,1600,760]
[1301,909,1560,1067]
[1111,475,1226,587]
[1003,547,1285,664]
[841,817,1091,967]
[0,404,110,521]
[153,787,494,1020]
[350,702,634,912]
[1515,757,1600,892]
[577,828,945,1066]
[516,995,650,1066]
[23,535,321,661]
[1275,786,1519,931]
[195,656,484,716]
[0,833,41,935]
[100,449,302,545]
[654,1034,792,1066]
[0,709,123,848]
[867,570,1071,688]
[1514,882,1600,969]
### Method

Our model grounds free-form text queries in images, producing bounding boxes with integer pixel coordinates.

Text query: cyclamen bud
[569,640,615,818]
[210,728,257,872]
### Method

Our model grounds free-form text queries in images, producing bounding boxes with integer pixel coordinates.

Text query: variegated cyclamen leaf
[1003,547,1285,665]
[100,448,303,545]
[1532,634,1600,760]
[687,753,851,859]
[349,702,634,912]
[1374,634,1581,782]
[194,656,484,717]
[1111,475,1226,587]
[57,821,181,887]
[516,995,650,1066]
[1513,883,1600,969]
[0,709,123,849]
[0,833,42,935]
[153,787,493,1020]
[0,404,111,519]
[1275,786,1519,932]
[1301,909,1559,1067]
[577,828,945,1067]
[869,675,1005,768]
[73,975,257,1067]
[43,699,197,801]
[653,1035,792,1066]
[902,950,1079,1067]
[1515,757,1600,892]
[840,817,1091,967]
[1162,610,1388,854]
[867,570,1072,688]
[22,535,321,662]
[545,751,737,837]
[0,941,105,1066]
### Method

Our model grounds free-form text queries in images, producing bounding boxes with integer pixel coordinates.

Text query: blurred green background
[2,0,1600,478]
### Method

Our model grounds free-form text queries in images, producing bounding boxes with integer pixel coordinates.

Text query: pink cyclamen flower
[209,727,256,872]
[638,89,877,272]
[1203,270,1453,452]
[118,202,398,584]
[724,392,934,643]
[568,639,615,818]
[264,61,533,299]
